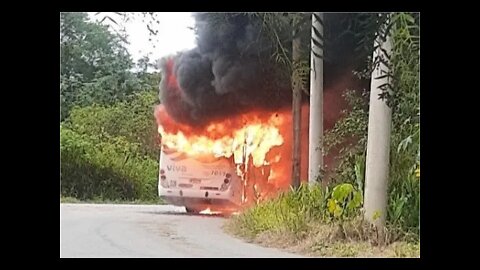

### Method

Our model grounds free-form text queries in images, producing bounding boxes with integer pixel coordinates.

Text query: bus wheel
[185,207,197,214]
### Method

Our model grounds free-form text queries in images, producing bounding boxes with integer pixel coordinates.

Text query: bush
[65,90,160,160]
[60,125,159,201]
[228,181,419,250]
[321,12,419,237]
[230,183,363,239]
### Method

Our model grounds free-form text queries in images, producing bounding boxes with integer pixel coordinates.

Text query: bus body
[158,145,243,213]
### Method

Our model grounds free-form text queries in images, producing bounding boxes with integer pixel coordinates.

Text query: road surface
[60,203,304,258]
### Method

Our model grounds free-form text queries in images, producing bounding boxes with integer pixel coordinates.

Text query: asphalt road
[60,203,304,258]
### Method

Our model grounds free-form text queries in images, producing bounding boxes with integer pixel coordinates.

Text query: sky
[88,12,197,69]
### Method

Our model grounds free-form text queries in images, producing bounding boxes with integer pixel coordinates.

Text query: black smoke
[159,13,292,127]
[158,13,367,127]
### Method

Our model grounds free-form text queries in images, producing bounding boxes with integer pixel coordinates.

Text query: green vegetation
[324,12,420,236]
[60,121,158,201]
[227,12,419,257]
[60,12,161,203]
[60,12,419,257]
[228,184,361,238]
[226,184,419,257]
[60,196,163,205]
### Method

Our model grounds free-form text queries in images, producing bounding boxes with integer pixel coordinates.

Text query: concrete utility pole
[308,12,324,185]
[364,21,393,238]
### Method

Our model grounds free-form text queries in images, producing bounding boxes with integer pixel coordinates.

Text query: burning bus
[155,105,291,214]
[153,14,359,214]
[158,145,243,214]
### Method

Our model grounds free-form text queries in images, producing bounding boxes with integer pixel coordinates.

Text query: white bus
[158,145,244,214]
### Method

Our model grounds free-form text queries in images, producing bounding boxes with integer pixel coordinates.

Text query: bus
[158,145,244,214]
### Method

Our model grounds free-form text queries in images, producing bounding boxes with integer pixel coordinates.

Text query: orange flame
[155,104,311,197]
[158,113,283,167]
[199,208,222,215]
[155,69,362,204]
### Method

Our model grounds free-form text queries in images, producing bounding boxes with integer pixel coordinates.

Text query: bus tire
[185,207,197,214]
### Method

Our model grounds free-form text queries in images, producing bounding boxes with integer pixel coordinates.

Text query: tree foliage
[61,90,161,201]
[323,12,420,237]
[60,123,158,201]
[60,12,148,120]
[60,13,162,201]
[65,90,160,160]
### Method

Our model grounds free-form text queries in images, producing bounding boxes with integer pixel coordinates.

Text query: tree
[291,16,302,188]
[321,12,419,236]
[60,12,136,120]
[257,13,364,187]
[91,12,162,46]
[252,12,309,188]
[66,90,160,160]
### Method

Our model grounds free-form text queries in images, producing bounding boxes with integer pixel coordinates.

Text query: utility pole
[364,17,393,241]
[308,12,324,185]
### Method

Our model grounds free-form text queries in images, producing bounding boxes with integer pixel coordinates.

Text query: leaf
[106,16,118,25]
[296,13,311,28]
[354,155,365,191]
[377,83,392,91]
[393,197,406,222]
[380,47,391,60]
[312,25,324,41]
[332,183,354,203]
[313,13,324,28]
[383,18,396,38]
[405,13,415,23]
[347,191,362,211]
[334,206,343,218]
[146,24,157,35]
[311,37,324,49]
[327,199,337,214]
[374,74,392,80]
[397,135,413,153]
[312,50,323,59]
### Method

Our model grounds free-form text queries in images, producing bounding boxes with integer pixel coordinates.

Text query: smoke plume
[159,13,291,126]
[158,13,367,127]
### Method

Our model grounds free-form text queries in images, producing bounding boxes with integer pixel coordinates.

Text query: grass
[309,240,419,257]
[60,196,165,205]
[60,196,82,203]
[225,216,419,258]
[224,184,419,258]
